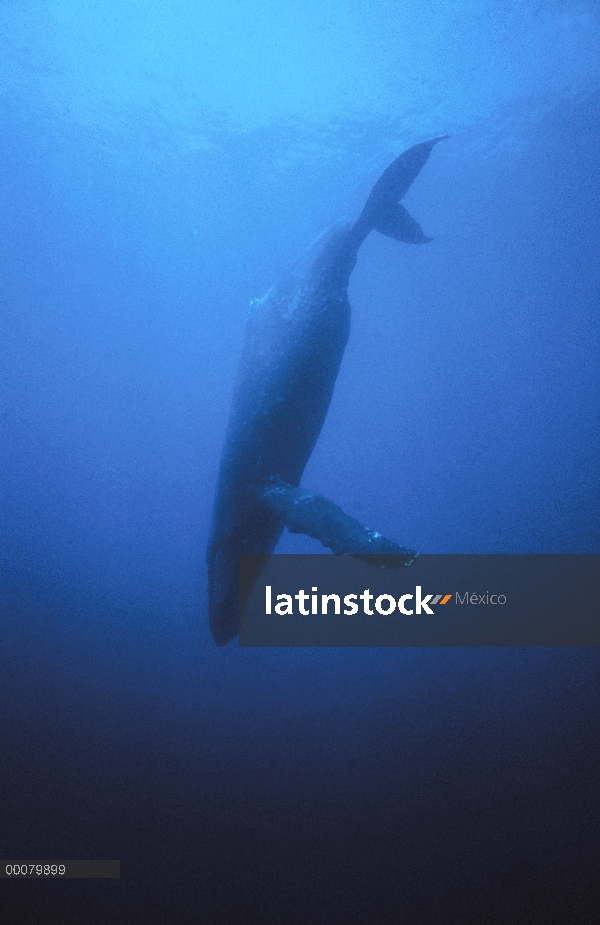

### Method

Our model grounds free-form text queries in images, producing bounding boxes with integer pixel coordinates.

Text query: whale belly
[207,278,351,644]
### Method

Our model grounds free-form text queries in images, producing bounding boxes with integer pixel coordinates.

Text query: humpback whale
[207,137,447,645]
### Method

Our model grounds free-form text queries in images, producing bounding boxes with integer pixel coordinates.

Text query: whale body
[207,137,447,645]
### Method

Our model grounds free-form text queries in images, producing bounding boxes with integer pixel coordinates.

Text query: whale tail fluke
[358,135,449,243]
[372,202,434,244]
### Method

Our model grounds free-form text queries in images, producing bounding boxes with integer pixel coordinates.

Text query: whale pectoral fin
[373,202,433,244]
[260,479,417,568]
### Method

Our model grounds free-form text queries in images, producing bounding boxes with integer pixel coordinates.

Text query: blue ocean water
[1,2,599,922]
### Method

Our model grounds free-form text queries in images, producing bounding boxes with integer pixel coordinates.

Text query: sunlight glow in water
[1,0,598,144]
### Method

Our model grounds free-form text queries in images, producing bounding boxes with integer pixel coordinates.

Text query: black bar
[1,861,120,879]
[240,554,600,647]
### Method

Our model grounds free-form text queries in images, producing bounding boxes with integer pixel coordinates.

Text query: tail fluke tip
[425,134,451,149]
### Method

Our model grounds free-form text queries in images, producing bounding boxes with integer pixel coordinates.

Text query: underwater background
[1,1,599,922]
